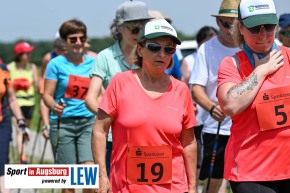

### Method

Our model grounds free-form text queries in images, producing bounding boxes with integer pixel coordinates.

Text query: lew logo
[70,167,98,186]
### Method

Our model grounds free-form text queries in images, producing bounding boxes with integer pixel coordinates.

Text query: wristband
[17,118,25,124]
[209,104,217,116]
[42,125,50,132]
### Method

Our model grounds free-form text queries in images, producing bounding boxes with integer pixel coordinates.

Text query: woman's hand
[42,125,50,139]
[254,49,284,76]
[96,176,111,193]
[51,103,66,117]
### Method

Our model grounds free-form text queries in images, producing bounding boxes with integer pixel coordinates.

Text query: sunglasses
[246,24,276,35]
[218,18,233,29]
[280,31,290,38]
[67,36,87,44]
[141,43,176,55]
[126,26,142,35]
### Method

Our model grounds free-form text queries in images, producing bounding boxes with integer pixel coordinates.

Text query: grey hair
[110,20,124,40]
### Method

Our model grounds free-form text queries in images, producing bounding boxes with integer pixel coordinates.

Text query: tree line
[0,32,194,66]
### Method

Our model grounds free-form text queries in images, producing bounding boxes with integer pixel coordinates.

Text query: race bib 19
[127,145,172,185]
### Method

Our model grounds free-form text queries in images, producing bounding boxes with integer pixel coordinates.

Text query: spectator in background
[181,25,218,187]
[40,38,67,78]
[83,40,98,59]
[189,0,241,192]
[85,0,151,178]
[40,37,67,139]
[7,42,39,164]
[278,13,290,48]
[148,10,183,80]
[181,26,219,87]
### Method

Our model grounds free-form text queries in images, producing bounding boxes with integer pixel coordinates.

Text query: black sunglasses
[280,31,290,37]
[246,24,276,35]
[126,26,142,35]
[218,18,233,29]
[67,36,87,44]
[141,43,176,55]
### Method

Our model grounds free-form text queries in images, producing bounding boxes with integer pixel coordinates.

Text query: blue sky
[1,0,289,42]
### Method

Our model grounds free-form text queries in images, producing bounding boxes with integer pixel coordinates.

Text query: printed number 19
[274,105,287,125]
[137,163,164,183]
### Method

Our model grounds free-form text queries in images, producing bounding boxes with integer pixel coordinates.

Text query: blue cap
[279,13,290,28]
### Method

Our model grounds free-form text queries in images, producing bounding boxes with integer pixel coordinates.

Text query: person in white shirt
[189,0,240,193]
[278,13,290,48]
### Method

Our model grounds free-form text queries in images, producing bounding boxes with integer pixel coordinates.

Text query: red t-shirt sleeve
[98,73,120,117]
[218,56,242,90]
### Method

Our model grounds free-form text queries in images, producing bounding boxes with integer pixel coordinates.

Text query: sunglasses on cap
[280,31,290,38]
[126,26,142,35]
[218,18,233,29]
[246,24,276,35]
[141,42,176,55]
[67,36,87,44]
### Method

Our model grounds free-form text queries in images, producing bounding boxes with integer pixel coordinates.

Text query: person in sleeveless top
[7,42,39,164]
[217,0,290,192]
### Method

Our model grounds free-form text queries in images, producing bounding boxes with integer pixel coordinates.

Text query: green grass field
[30,93,41,132]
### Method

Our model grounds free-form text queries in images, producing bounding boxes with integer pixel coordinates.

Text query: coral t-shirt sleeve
[218,56,242,89]
[98,73,119,117]
[182,85,197,129]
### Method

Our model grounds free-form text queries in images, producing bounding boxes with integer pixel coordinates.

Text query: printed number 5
[274,105,287,125]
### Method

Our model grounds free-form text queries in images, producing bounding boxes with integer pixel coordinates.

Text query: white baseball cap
[238,0,278,28]
[137,19,181,45]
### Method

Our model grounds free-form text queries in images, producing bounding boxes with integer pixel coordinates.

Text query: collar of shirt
[112,41,139,70]
[242,42,280,69]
